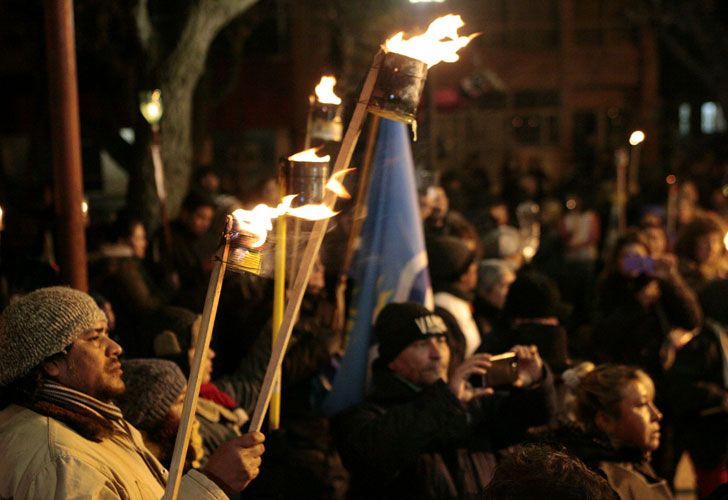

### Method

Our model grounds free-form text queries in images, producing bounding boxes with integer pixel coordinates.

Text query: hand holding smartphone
[470,352,519,389]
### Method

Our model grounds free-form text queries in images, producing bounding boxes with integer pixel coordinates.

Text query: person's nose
[648,401,662,422]
[427,338,441,359]
[107,337,123,358]
[208,348,216,360]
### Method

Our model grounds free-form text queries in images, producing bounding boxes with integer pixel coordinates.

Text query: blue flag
[321,119,432,416]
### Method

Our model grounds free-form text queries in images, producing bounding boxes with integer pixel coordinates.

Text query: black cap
[375,302,448,365]
[503,271,571,320]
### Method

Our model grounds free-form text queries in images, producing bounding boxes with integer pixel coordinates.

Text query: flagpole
[332,114,381,335]
[248,51,384,433]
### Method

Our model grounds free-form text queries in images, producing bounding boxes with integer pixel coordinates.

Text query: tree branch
[133,0,159,64]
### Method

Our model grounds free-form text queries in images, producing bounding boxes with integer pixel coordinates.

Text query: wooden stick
[332,114,381,334]
[248,51,384,432]
[163,222,232,500]
[269,215,286,430]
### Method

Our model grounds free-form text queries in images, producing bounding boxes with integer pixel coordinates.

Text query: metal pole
[43,0,88,291]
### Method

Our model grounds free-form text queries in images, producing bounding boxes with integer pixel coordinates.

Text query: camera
[470,352,519,389]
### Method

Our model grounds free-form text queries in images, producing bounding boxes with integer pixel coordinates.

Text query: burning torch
[306,76,344,148]
[246,13,476,439]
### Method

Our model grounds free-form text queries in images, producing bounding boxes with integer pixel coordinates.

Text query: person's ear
[42,358,63,378]
[594,410,616,434]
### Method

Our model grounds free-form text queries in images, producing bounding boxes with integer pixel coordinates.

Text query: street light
[139,89,163,130]
[628,129,645,195]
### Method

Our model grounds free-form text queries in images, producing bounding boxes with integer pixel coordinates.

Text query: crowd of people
[0,162,727,499]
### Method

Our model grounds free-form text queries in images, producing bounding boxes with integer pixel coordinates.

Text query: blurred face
[45,319,125,402]
[460,262,479,293]
[483,269,516,309]
[601,379,662,452]
[643,227,667,257]
[307,259,325,295]
[694,231,723,264]
[188,347,215,384]
[126,223,148,259]
[388,336,450,386]
[186,206,215,237]
[168,387,186,424]
[618,243,649,278]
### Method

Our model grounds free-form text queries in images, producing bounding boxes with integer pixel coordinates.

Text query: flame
[314,76,342,105]
[384,14,477,68]
[231,170,355,248]
[325,168,354,199]
[288,148,331,163]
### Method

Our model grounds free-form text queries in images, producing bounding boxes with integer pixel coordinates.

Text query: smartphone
[470,352,519,389]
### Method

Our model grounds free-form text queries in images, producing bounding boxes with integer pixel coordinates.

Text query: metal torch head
[367,51,428,125]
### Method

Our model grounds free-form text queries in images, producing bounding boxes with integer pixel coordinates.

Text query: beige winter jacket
[0,404,228,499]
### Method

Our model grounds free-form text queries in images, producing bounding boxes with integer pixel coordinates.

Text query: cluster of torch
[163,14,476,499]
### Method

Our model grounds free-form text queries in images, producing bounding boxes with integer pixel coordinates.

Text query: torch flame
[326,168,354,199]
[384,14,477,68]
[314,76,342,105]
[288,148,331,163]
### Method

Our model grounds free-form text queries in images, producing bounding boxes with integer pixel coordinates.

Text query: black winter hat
[502,271,571,320]
[375,302,448,365]
[426,236,475,284]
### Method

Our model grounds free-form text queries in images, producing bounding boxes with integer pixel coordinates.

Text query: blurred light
[0,205,4,231]
[565,198,577,210]
[119,128,135,144]
[724,232,728,252]
[666,174,677,185]
[409,0,446,3]
[139,90,163,126]
[629,130,645,146]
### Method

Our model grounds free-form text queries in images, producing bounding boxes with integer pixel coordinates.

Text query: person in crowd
[333,301,556,500]
[162,191,218,311]
[482,224,524,270]
[538,364,672,499]
[242,258,349,500]
[482,270,571,374]
[427,235,482,369]
[483,443,618,500]
[0,286,264,498]
[593,229,701,378]
[116,359,204,470]
[473,259,516,336]
[675,215,728,293]
[641,217,670,259]
[667,279,728,498]
[150,306,267,459]
[89,210,172,355]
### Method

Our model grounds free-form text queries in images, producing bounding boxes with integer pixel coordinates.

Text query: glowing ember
[288,148,331,163]
[325,168,354,199]
[384,14,477,68]
[314,76,342,105]
[724,231,728,252]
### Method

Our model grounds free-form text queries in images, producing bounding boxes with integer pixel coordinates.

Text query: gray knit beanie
[116,359,186,432]
[0,286,106,386]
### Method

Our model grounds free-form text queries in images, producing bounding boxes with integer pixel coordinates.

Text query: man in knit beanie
[333,301,556,499]
[0,286,265,499]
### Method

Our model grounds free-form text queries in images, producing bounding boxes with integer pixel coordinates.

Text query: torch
[666,174,678,238]
[139,89,172,251]
[247,13,477,434]
[628,130,645,196]
[163,167,349,499]
[306,76,344,149]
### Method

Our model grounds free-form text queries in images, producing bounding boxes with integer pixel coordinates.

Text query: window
[700,102,726,134]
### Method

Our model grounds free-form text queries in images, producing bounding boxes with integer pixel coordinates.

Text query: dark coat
[593,274,701,379]
[666,320,728,470]
[333,366,556,499]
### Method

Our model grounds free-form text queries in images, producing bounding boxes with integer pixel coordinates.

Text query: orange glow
[314,76,342,105]
[384,14,477,68]
[666,174,677,185]
[288,148,331,163]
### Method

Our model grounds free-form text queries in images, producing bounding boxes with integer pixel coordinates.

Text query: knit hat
[116,359,186,431]
[502,271,571,320]
[0,287,106,387]
[375,302,448,365]
[426,236,475,284]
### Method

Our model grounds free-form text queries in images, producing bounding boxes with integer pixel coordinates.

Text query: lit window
[678,103,690,136]
[701,102,727,134]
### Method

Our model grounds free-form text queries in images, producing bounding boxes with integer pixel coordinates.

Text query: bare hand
[448,354,493,403]
[202,431,265,493]
[510,345,543,388]
[636,280,661,308]
[650,254,678,280]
